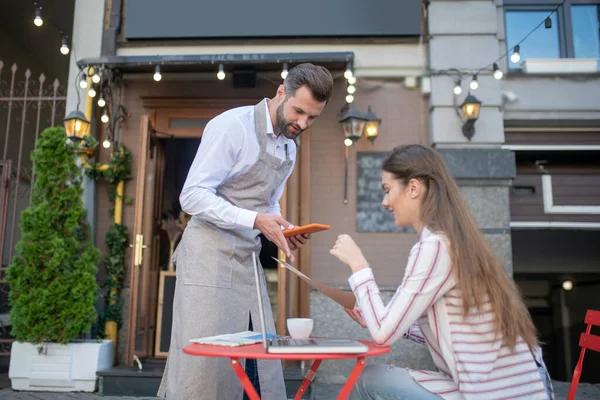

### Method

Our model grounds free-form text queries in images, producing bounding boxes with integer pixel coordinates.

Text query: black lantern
[459,94,481,141]
[363,106,381,143]
[339,107,367,146]
[63,109,90,141]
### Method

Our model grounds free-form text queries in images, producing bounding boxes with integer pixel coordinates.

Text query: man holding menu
[158,63,334,400]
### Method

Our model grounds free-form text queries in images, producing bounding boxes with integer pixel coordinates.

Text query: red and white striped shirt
[348,228,550,400]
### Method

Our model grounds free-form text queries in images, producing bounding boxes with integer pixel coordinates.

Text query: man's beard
[276,100,303,140]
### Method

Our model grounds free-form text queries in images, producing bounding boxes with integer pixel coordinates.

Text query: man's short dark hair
[283,63,334,103]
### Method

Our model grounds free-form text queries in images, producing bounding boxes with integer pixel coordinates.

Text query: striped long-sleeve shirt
[348,227,551,400]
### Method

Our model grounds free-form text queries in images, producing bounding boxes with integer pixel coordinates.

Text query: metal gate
[0,60,66,355]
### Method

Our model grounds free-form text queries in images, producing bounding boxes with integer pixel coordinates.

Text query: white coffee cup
[287,318,314,339]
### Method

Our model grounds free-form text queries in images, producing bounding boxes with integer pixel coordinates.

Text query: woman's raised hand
[329,234,369,273]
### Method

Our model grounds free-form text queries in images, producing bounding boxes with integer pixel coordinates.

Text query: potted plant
[6,126,112,392]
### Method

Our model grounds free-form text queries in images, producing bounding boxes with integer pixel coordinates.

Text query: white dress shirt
[179,99,296,231]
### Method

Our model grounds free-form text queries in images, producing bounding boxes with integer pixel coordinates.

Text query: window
[571,5,600,58]
[504,1,600,69]
[505,11,561,69]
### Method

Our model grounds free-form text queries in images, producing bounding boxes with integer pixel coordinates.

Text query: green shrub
[6,126,100,344]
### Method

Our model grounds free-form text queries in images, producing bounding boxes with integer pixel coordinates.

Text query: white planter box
[522,58,599,74]
[9,340,113,392]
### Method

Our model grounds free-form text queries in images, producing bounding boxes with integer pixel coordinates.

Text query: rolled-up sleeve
[348,236,454,347]
[179,117,258,230]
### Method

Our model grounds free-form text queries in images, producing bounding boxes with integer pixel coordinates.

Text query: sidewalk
[0,380,599,399]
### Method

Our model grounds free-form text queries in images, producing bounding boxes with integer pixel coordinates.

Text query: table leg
[293,359,322,400]
[337,356,366,400]
[229,357,260,400]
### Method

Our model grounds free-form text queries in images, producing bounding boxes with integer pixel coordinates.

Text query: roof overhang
[76,52,355,74]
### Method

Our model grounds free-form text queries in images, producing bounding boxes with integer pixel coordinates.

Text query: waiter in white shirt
[158,63,334,400]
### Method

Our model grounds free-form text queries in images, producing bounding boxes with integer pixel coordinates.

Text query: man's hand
[287,233,311,251]
[254,213,295,261]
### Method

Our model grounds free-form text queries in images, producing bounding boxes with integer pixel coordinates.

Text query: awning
[76,52,355,74]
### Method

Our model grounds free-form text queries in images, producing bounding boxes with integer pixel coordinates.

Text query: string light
[344,63,353,80]
[453,81,462,95]
[60,36,70,55]
[34,7,43,27]
[91,70,101,84]
[510,45,521,64]
[281,63,288,80]
[153,65,162,82]
[79,75,88,89]
[345,94,354,104]
[437,0,565,96]
[101,110,109,124]
[347,85,356,94]
[493,63,503,80]
[348,76,356,85]
[344,138,353,147]
[217,64,226,80]
[88,87,97,98]
[469,75,479,90]
[97,95,106,108]
[103,138,111,149]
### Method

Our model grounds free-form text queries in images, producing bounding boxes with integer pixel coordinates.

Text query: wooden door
[125,114,157,365]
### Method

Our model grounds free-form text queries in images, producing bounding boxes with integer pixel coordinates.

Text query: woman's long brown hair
[382,144,538,351]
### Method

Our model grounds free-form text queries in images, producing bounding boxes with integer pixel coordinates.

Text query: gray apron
[158,99,292,400]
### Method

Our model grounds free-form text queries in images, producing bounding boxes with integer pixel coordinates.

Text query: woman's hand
[345,307,367,328]
[329,234,369,273]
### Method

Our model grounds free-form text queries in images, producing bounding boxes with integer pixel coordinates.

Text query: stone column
[427,0,515,273]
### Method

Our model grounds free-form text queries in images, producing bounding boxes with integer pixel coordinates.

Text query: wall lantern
[339,107,367,147]
[455,93,481,141]
[339,105,382,146]
[363,106,381,143]
[63,109,90,141]
[339,105,383,205]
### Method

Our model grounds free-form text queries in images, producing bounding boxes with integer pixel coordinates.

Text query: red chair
[568,309,600,400]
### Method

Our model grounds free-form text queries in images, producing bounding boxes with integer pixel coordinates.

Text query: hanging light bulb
[79,75,88,89]
[103,138,111,149]
[217,64,226,80]
[34,7,43,27]
[469,75,479,90]
[91,71,101,84]
[60,36,70,55]
[348,76,357,85]
[345,94,354,103]
[493,63,503,80]
[562,279,573,291]
[545,17,552,29]
[344,63,353,80]
[281,63,289,80]
[88,87,97,98]
[153,65,162,82]
[97,95,106,108]
[344,138,353,147]
[347,85,356,94]
[101,110,109,123]
[510,45,521,64]
[453,81,462,95]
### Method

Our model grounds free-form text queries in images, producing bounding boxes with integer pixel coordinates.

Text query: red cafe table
[183,339,391,400]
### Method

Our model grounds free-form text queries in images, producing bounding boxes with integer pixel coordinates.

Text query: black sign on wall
[125,0,422,40]
[356,152,413,233]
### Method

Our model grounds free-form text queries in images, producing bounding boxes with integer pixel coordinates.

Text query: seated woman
[330,144,554,400]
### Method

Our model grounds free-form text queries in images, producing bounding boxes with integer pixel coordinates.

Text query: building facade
[1,0,598,392]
